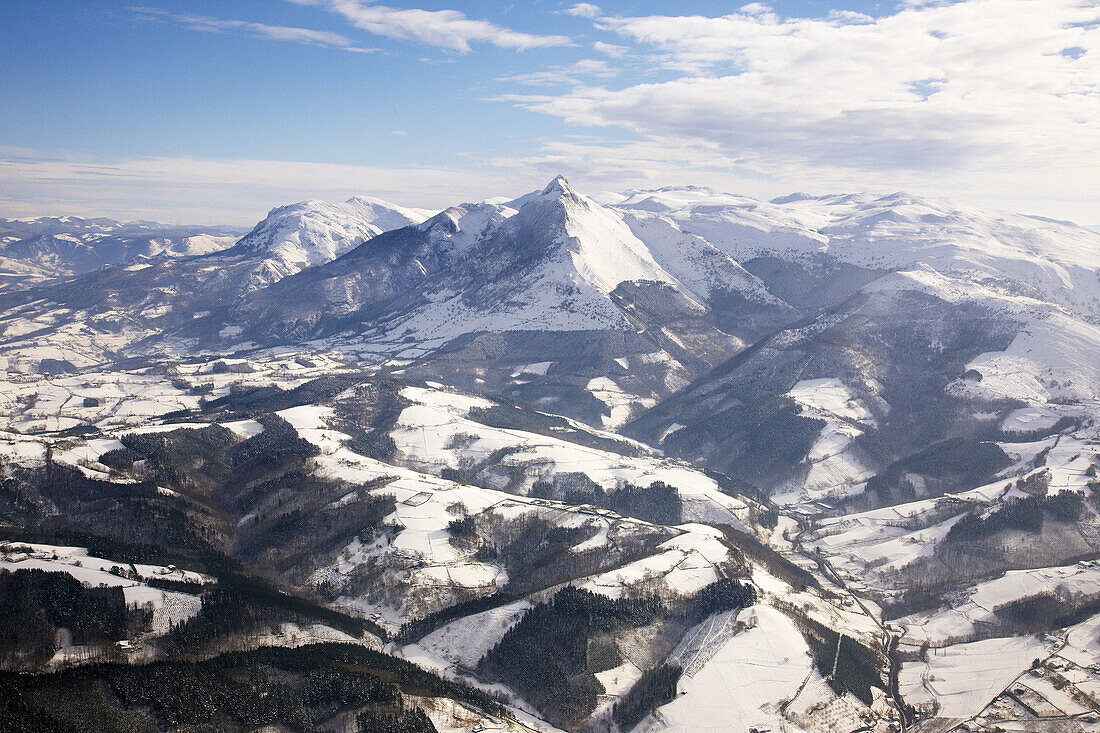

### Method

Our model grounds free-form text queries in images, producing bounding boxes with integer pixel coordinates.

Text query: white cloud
[500,58,618,86]
[567,4,602,19]
[507,0,1100,220]
[9,1,1100,226]
[739,3,774,17]
[487,136,757,189]
[592,41,628,57]
[0,145,40,158]
[129,6,375,52]
[291,0,571,51]
[826,9,875,24]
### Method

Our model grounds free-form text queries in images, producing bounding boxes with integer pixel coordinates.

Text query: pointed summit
[541,174,572,196]
[504,175,585,211]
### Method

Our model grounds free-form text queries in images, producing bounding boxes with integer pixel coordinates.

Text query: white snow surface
[230,195,432,289]
[420,202,516,253]
[899,634,1050,718]
[787,378,874,423]
[406,599,533,670]
[898,560,1100,646]
[580,524,736,598]
[637,605,814,733]
[612,187,1100,320]
[277,401,665,626]
[357,177,686,350]
[776,378,876,504]
[533,177,679,297]
[949,308,1100,404]
[0,542,208,637]
[390,385,750,528]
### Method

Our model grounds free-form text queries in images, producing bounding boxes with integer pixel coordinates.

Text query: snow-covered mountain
[0,194,432,374]
[613,187,1100,511]
[371,175,681,337]
[219,178,808,426]
[226,195,433,290]
[0,215,188,238]
[2,178,1097,423]
[234,201,513,339]
[212,178,742,425]
[2,179,1100,732]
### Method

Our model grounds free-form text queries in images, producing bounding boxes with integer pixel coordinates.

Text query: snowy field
[404,600,533,671]
[637,605,815,733]
[279,403,677,628]
[899,635,1051,718]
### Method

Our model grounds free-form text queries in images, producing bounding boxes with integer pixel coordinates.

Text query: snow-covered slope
[613,186,1098,510]
[628,260,1100,509]
[226,195,433,289]
[0,179,1098,733]
[511,175,679,296]
[612,188,1100,320]
[3,332,1098,731]
[619,211,779,304]
[0,196,436,371]
[230,205,506,338]
[361,176,682,346]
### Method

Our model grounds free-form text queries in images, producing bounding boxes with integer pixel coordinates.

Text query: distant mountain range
[0,215,249,288]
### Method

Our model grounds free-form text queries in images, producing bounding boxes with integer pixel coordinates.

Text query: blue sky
[1,0,1097,224]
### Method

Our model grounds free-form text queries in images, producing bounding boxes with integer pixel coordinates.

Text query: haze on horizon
[1,0,1097,227]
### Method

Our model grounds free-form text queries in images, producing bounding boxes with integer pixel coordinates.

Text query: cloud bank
[504,0,1099,218]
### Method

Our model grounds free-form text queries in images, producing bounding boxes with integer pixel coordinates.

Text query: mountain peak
[495,175,682,298]
[221,196,434,291]
[541,174,573,197]
[503,176,585,212]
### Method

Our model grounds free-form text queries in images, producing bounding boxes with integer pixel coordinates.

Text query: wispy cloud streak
[290,0,571,51]
[130,6,378,52]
